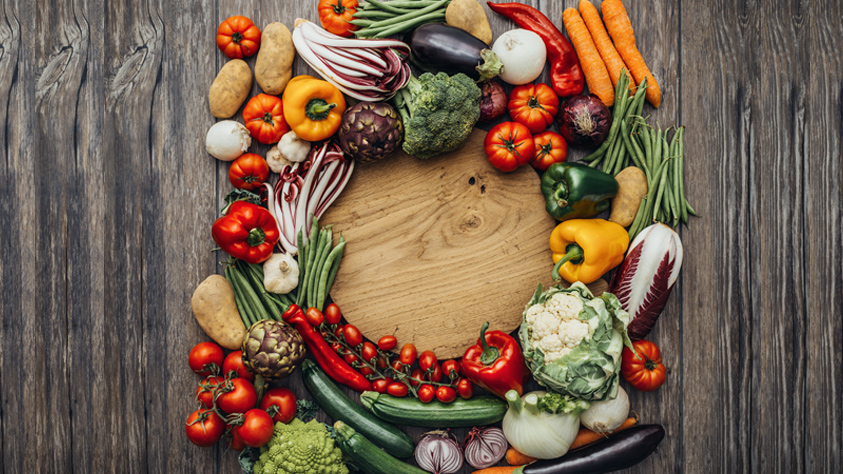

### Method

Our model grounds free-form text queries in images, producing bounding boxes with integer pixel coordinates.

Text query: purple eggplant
[405,23,502,81]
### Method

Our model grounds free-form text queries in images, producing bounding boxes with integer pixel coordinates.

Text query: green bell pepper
[540,162,619,221]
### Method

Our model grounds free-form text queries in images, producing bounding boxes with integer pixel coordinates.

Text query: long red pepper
[487,2,584,98]
[282,305,373,392]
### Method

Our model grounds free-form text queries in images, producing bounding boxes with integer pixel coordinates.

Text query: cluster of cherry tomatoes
[313,304,475,403]
[484,83,569,173]
[184,342,296,450]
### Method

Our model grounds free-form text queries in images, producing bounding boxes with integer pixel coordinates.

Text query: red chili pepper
[487,2,584,98]
[211,201,279,264]
[282,305,373,392]
[460,321,531,399]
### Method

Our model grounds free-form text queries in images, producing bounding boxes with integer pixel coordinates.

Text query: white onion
[580,386,630,433]
[491,29,547,85]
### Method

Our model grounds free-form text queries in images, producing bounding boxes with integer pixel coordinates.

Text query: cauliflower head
[520,282,632,402]
[254,418,348,474]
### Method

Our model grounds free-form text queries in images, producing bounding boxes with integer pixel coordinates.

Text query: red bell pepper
[460,322,531,399]
[487,2,584,98]
[212,201,279,264]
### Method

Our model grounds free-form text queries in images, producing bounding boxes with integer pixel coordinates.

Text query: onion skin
[479,80,508,122]
[557,94,612,148]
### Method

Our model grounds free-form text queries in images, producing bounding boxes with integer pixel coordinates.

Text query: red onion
[292,19,411,101]
[266,142,354,255]
[463,427,508,469]
[557,94,612,148]
[415,430,463,474]
[478,80,507,122]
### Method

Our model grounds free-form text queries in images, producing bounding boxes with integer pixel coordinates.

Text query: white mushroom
[205,120,252,161]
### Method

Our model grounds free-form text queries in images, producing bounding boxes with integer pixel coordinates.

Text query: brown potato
[208,59,252,118]
[609,166,648,227]
[255,22,295,95]
[446,0,493,45]
[191,275,246,350]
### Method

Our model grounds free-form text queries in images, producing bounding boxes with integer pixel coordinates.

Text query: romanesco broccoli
[253,418,348,474]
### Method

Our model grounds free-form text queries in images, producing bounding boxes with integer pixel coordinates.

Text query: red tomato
[196,376,222,408]
[344,325,363,347]
[621,340,667,392]
[376,356,389,369]
[228,430,246,451]
[228,153,270,191]
[188,342,224,376]
[531,131,568,171]
[217,378,258,414]
[234,409,275,448]
[387,382,409,397]
[259,387,297,424]
[457,378,474,399]
[361,342,378,364]
[373,378,393,394]
[185,408,225,447]
[440,360,461,379]
[343,352,359,365]
[391,359,406,373]
[418,384,435,403]
[507,83,559,133]
[485,122,535,172]
[216,16,261,59]
[325,303,342,324]
[360,366,375,376]
[399,343,417,365]
[428,364,444,383]
[410,368,424,387]
[418,351,438,372]
[306,307,325,326]
[242,94,289,145]
[334,324,346,339]
[222,350,255,382]
[378,335,398,352]
[435,386,457,403]
[318,0,359,37]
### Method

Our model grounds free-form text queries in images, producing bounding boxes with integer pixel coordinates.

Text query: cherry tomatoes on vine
[217,378,257,414]
[222,350,254,382]
[189,342,224,376]
[186,408,225,447]
[360,366,375,376]
[325,303,342,324]
[196,376,222,408]
[343,353,359,365]
[410,368,424,387]
[418,351,438,372]
[378,335,398,352]
[372,378,393,394]
[361,342,378,364]
[259,387,297,424]
[436,386,457,403]
[344,325,363,347]
[440,360,461,379]
[457,378,474,399]
[306,307,325,326]
[376,356,389,369]
[228,430,246,451]
[399,343,417,365]
[426,364,443,383]
[387,382,409,397]
[418,384,435,403]
[391,359,406,373]
[233,409,274,448]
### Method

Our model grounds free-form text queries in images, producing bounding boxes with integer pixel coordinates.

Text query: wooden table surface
[1,0,840,472]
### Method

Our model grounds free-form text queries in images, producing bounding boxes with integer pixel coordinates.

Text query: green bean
[584,71,630,162]
[308,228,333,309]
[612,142,628,176]
[361,0,416,14]
[348,19,377,26]
[621,119,649,182]
[239,260,283,320]
[651,158,672,221]
[318,238,347,310]
[651,129,662,176]
[355,0,447,32]
[370,11,446,37]
[229,265,261,325]
[640,125,652,169]
[226,266,252,327]
[350,11,396,20]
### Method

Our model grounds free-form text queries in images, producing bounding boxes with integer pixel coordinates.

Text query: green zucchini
[359,391,507,428]
[334,421,427,474]
[301,360,415,459]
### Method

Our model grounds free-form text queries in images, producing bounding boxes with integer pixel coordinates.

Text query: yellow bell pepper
[550,218,629,284]
[282,75,346,142]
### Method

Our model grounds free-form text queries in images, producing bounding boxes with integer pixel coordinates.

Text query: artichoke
[241,320,306,380]
[338,102,403,164]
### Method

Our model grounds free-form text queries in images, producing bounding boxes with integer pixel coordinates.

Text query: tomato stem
[332,0,347,14]
[232,31,244,44]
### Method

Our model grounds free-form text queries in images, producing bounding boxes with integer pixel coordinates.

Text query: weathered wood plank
[680,0,753,472]
[804,0,842,472]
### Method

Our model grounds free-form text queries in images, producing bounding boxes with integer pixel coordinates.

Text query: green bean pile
[225,259,294,327]
[352,0,451,38]
[296,217,347,311]
[583,70,697,240]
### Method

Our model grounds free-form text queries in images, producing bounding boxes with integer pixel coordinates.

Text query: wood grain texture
[1,0,842,473]
[322,128,556,359]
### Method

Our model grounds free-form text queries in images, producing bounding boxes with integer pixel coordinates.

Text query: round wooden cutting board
[321,128,557,358]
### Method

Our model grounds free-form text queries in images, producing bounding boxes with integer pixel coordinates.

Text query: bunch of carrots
[562,0,661,108]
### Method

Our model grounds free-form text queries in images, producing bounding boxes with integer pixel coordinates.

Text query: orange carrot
[569,415,639,451]
[600,0,662,107]
[562,8,614,106]
[471,467,522,474]
[506,447,538,466]
[578,0,632,91]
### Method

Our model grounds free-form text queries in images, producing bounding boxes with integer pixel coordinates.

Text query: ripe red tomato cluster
[485,83,569,172]
[185,341,297,450]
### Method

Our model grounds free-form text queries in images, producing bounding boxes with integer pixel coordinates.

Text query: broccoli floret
[253,418,348,474]
[393,72,482,159]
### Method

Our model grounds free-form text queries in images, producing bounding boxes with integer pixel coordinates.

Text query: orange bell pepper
[550,218,628,284]
[282,75,346,142]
